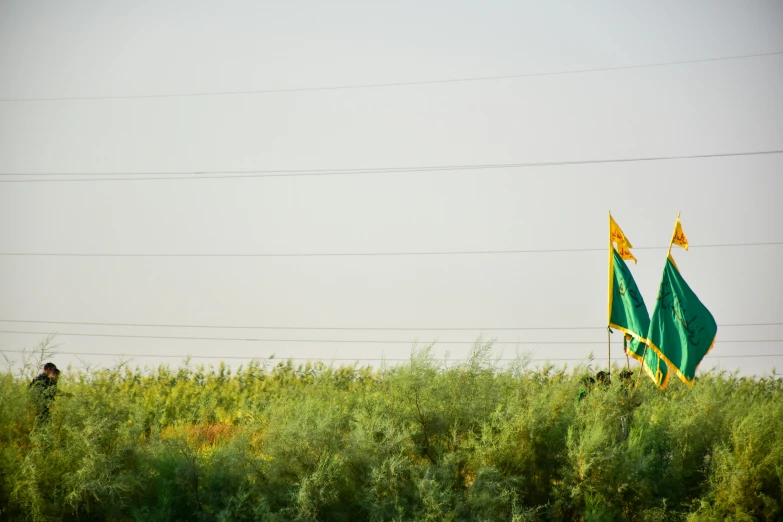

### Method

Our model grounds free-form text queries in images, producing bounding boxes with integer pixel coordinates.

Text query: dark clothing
[29,373,57,419]
[29,373,54,390]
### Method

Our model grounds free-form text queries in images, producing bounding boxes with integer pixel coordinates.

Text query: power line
[0,319,780,331]
[2,150,782,183]
[0,241,780,258]
[1,50,780,102]
[0,349,604,362]
[0,330,615,344]
[1,348,781,362]
[0,329,781,344]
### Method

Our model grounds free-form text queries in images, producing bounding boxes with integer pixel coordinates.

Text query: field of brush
[1,343,782,521]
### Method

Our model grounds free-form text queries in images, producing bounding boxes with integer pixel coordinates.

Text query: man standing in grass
[28,362,59,421]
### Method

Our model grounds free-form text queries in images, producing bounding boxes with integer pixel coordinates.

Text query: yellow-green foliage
[1,344,782,521]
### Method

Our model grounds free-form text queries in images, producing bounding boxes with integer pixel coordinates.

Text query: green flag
[645,255,717,386]
[609,248,670,389]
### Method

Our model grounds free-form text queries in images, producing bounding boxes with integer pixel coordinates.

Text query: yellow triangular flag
[609,215,633,248]
[609,215,637,263]
[616,239,637,264]
[672,218,689,250]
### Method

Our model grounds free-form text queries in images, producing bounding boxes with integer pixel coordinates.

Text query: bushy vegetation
[2,341,782,521]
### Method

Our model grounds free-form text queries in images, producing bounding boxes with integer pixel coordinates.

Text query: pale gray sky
[1,0,782,376]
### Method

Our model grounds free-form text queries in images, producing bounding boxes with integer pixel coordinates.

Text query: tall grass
[1,341,781,521]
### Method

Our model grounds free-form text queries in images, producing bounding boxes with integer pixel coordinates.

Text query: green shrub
[1,345,781,521]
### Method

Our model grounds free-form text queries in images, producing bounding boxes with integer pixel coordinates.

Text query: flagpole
[634,347,645,387]
[625,336,630,369]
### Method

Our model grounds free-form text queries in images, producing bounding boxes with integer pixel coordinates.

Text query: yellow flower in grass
[199,444,218,459]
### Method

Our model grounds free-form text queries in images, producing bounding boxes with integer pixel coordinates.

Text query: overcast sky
[1,0,782,377]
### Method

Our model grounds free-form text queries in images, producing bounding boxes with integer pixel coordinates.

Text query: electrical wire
[1,50,780,102]
[0,319,779,331]
[1,348,781,362]
[0,330,622,343]
[0,241,780,258]
[2,150,782,183]
[0,329,781,344]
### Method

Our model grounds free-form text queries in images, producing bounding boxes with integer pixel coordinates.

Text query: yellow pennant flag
[609,215,634,249]
[616,239,637,264]
[672,218,689,250]
[609,215,637,263]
